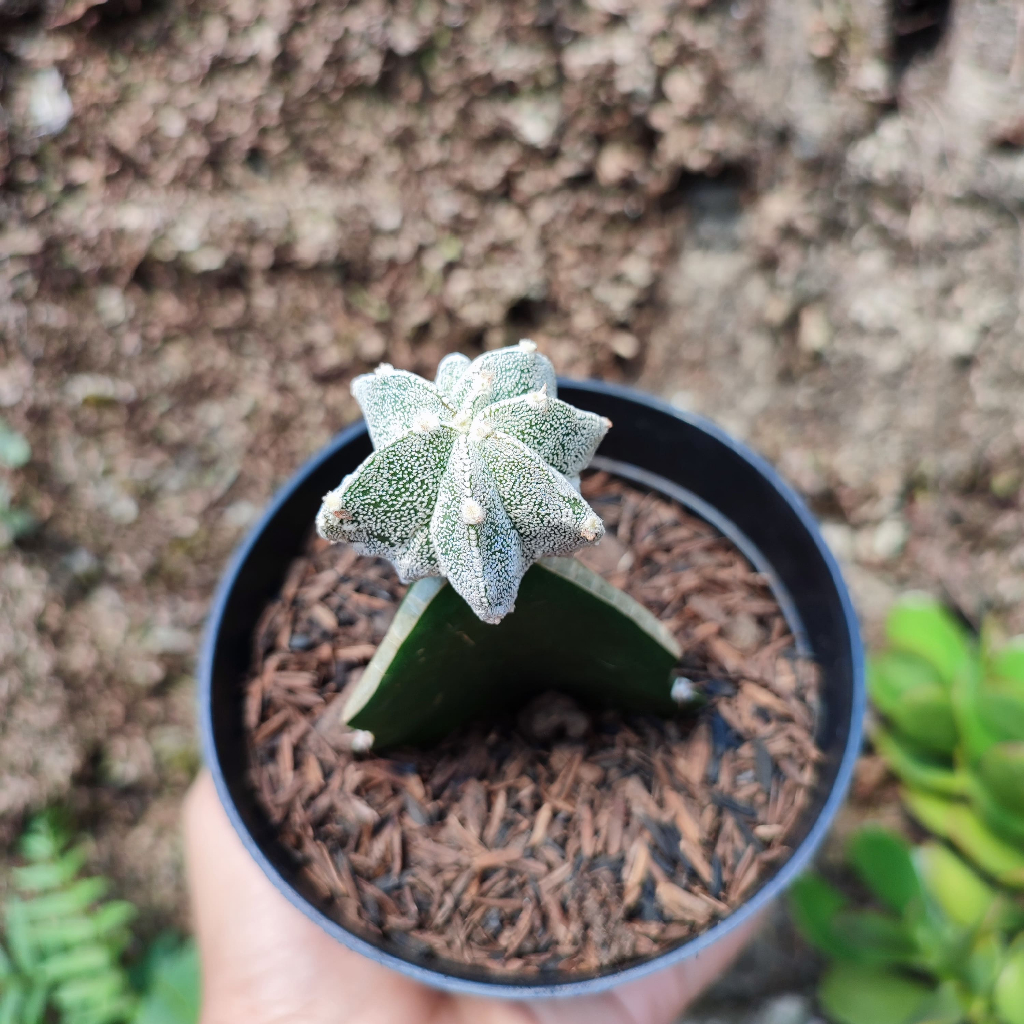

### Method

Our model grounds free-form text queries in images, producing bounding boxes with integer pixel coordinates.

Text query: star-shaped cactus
[316,340,610,623]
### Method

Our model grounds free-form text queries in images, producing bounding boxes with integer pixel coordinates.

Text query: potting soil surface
[245,472,821,976]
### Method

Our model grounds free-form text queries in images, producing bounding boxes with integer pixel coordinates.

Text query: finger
[529,911,764,1024]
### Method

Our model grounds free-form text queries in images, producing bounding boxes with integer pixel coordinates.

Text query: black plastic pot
[199,379,865,1000]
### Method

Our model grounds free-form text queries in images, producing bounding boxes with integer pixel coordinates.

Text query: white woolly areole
[469,369,495,398]
[580,513,602,542]
[316,342,611,622]
[460,497,486,525]
[525,383,550,412]
[412,408,441,433]
[321,490,352,520]
[671,677,697,704]
[350,730,374,753]
[469,420,493,442]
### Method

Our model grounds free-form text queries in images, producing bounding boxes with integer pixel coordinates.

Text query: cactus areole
[315,341,611,624]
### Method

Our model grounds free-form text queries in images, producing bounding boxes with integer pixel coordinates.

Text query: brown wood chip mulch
[244,471,822,976]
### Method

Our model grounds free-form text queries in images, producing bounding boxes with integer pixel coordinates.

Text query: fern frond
[1,811,139,1024]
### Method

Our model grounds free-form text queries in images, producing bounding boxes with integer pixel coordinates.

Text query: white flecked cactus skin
[316,341,610,623]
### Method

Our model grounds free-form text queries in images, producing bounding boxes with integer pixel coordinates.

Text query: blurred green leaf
[88,902,137,942]
[969,774,1024,849]
[904,904,973,982]
[819,963,933,1024]
[951,658,1004,765]
[132,937,200,1024]
[835,910,920,964]
[4,902,36,974]
[128,933,178,991]
[12,847,88,894]
[976,687,1024,746]
[31,902,137,951]
[52,970,127,1011]
[848,827,923,915]
[904,791,1024,889]
[977,744,1024,815]
[989,638,1024,686]
[887,596,973,687]
[21,983,45,1024]
[0,421,30,470]
[874,728,967,796]
[914,842,997,930]
[790,875,918,966]
[37,945,115,984]
[790,875,855,959]
[993,942,1024,1024]
[0,981,26,1024]
[871,652,946,709]
[965,932,1004,998]
[22,879,108,921]
[18,812,70,863]
[905,980,965,1024]
[887,684,959,757]
[73,994,138,1024]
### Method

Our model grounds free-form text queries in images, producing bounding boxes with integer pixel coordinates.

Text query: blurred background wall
[0,0,1022,984]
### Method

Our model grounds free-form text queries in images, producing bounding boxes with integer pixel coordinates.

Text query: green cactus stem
[340,556,684,750]
[316,341,610,624]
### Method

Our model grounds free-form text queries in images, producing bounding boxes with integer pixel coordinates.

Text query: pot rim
[199,377,865,1000]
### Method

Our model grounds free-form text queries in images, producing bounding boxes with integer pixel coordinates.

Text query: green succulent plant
[0,811,200,1024]
[869,595,1024,887]
[792,826,1024,1024]
[316,340,610,624]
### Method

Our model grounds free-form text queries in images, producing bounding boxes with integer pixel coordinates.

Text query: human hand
[185,770,758,1024]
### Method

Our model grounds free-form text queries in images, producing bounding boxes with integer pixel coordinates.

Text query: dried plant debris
[245,473,821,976]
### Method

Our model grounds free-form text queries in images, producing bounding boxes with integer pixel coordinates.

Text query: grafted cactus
[316,341,610,623]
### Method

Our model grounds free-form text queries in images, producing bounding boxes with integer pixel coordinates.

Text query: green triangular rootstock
[343,557,684,750]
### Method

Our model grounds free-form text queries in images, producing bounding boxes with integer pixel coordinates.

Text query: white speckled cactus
[316,341,610,623]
